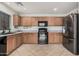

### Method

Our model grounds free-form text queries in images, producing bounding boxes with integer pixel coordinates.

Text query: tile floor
[9,44,74,56]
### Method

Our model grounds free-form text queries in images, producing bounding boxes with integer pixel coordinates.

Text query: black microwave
[38,21,48,27]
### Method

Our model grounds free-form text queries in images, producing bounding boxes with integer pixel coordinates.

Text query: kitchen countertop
[0,32,22,37]
[17,26,64,32]
[0,26,64,37]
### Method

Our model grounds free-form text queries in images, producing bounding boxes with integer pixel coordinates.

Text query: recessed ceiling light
[53,8,58,11]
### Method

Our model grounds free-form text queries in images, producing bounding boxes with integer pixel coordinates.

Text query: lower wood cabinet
[15,34,23,48]
[6,32,63,55]
[23,32,63,44]
[23,33,38,44]
[7,33,23,55]
[22,33,28,43]
[48,32,63,44]
[7,35,16,54]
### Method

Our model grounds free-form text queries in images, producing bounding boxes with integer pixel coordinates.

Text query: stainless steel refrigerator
[63,13,79,55]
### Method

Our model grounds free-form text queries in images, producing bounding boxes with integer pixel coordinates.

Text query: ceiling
[3,2,78,15]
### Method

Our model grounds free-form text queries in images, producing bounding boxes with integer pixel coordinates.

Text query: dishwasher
[0,36,7,56]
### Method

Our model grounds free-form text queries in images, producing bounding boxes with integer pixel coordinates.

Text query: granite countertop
[20,26,64,32]
[0,26,65,37]
[0,32,22,37]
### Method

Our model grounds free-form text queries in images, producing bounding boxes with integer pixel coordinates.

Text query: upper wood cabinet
[48,17,54,26]
[13,15,21,26]
[21,17,32,26]
[21,17,38,26]
[48,17,64,26]
[19,16,63,26]
[36,17,63,26]
[37,17,48,21]
[53,17,64,26]
[31,17,38,26]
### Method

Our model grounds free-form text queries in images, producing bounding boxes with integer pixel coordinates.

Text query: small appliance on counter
[38,21,48,44]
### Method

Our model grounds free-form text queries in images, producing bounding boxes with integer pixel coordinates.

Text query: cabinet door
[37,17,48,21]
[48,17,54,26]
[25,33,31,44]
[23,33,38,44]
[48,33,54,44]
[28,33,38,44]
[53,33,63,43]
[21,17,26,26]
[22,33,28,43]
[53,33,59,43]
[21,17,32,26]
[53,17,63,26]
[7,35,16,54]
[15,34,23,48]
[48,33,63,44]
[13,15,20,26]
[23,33,33,44]
[26,17,32,26]
[31,17,38,26]
[48,17,64,26]
[19,34,23,44]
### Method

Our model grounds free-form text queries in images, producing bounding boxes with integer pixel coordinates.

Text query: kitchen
[0,2,78,56]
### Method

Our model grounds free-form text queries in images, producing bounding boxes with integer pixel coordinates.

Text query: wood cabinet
[23,33,38,44]
[20,16,63,26]
[13,15,21,26]
[53,17,64,26]
[7,33,23,54]
[48,32,63,44]
[15,34,23,48]
[28,33,38,44]
[48,17,64,26]
[36,17,63,26]
[7,35,16,54]
[21,17,32,26]
[37,17,48,21]
[48,17,54,26]
[22,33,28,43]
[31,17,38,26]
